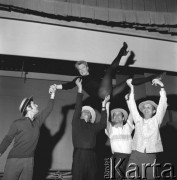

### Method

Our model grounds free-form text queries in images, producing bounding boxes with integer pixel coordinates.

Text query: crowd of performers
[0,43,168,180]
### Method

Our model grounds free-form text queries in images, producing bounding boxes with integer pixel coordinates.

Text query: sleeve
[105,121,112,138]
[128,91,142,124]
[155,88,168,125]
[72,93,83,126]
[94,110,107,132]
[62,77,78,90]
[126,98,134,126]
[126,114,135,132]
[36,99,54,126]
[0,122,18,155]
[105,102,111,137]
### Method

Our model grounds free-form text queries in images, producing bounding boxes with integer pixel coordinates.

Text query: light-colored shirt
[105,116,134,154]
[128,88,167,153]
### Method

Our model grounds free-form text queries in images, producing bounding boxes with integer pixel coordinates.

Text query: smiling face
[111,111,124,124]
[81,110,92,123]
[77,64,89,76]
[27,101,39,119]
[142,103,156,119]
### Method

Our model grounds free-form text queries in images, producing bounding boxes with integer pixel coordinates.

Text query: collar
[24,116,35,121]
[111,122,123,128]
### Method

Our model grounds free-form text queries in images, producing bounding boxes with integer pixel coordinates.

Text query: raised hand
[75,78,82,93]
[125,93,130,101]
[104,95,110,103]
[126,78,133,88]
[49,84,57,94]
[102,95,110,108]
[152,78,164,87]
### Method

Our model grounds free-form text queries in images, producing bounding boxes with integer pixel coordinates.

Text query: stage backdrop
[0,18,177,72]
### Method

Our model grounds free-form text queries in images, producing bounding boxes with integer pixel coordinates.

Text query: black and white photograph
[0,0,177,179]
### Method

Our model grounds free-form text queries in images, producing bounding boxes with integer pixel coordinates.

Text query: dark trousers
[3,157,34,180]
[98,43,158,99]
[111,152,130,180]
[126,150,156,180]
[72,148,97,180]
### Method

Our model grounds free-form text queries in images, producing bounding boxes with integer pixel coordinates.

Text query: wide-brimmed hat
[138,100,157,112]
[111,108,128,121]
[82,106,96,123]
[19,96,33,116]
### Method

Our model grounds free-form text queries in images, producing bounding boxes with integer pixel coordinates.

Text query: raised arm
[72,78,83,124]
[125,93,134,129]
[95,95,110,132]
[37,85,56,126]
[105,101,111,136]
[152,78,168,125]
[126,79,142,123]
[55,77,78,90]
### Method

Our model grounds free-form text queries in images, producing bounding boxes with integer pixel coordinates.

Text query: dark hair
[22,103,32,117]
[23,109,28,117]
